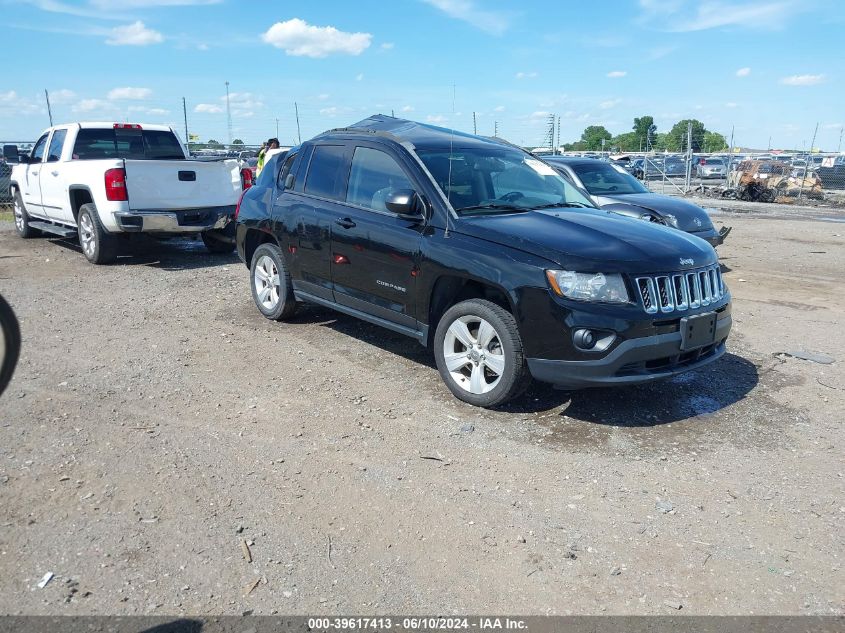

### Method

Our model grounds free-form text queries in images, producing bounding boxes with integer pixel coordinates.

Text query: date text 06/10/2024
[306,618,528,631]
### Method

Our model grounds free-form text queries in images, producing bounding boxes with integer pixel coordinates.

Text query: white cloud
[317,93,330,101]
[197,43,209,51]
[0,90,18,102]
[73,98,112,113]
[529,111,551,120]
[736,67,751,77]
[106,21,163,45]
[262,18,371,58]
[421,0,510,35]
[606,70,627,78]
[91,0,221,7]
[128,106,169,115]
[599,99,620,109]
[725,102,739,108]
[779,74,825,86]
[221,92,264,110]
[639,0,804,32]
[355,73,364,81]
[50,89,76,103]
[194,103,223,113]
[426,115,447,123]
[108,87,152,100]
[401,105,415,112]
[515,72,538,80]
[380,42,394,50]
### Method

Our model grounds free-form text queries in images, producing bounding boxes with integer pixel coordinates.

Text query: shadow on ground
[47,235,239,270]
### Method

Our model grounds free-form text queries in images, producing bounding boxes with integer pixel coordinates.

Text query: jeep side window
[31,134,49,163]
[347,147,412,213]
[46,129,68,163]
[304,145,347,201]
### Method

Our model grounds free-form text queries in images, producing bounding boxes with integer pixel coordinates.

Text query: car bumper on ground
[689,225,731,247]
[527,313,732,389]
[112,206,236,234]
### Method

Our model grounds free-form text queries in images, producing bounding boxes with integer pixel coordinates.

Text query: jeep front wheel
[434,299,530,408]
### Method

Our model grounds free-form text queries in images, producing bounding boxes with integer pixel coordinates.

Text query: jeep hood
[456,208,717,274]
[593,193,714,233]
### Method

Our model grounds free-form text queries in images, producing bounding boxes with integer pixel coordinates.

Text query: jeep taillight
[240,167,253,190]
[104,168,128,201]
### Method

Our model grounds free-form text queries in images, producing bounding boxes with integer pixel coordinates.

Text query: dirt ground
[0,206,842,616]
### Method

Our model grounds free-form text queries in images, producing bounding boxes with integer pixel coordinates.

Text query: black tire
[13,190,40,238]
[0,294,21,398]
[201,224,236,254]
[250,243,297,321]
[433,299,530,408]
[77,203,118,264]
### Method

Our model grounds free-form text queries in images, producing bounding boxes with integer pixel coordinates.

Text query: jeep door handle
[335,217,356,229]
[51,171,59,177]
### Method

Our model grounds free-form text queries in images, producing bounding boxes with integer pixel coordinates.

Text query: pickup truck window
[72,128,185,161]
[304,145,347,201]
[347,147,412,212]
[31,134,49,163]
[46,129,67,163]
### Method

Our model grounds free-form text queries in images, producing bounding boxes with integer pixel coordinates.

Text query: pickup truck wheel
[201,227,236,254]
[78,204,117,264]
[13,191,40,238]
[250,243,297,321]
[434,299,530,408]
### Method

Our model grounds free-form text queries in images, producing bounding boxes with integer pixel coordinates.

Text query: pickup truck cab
[236,116,732,407]
[4,123,248,263]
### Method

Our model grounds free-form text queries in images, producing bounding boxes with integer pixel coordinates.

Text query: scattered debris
[702,553,712,567]
[419,454,444,462]
[656,500,674,514]
[817,378,844,390]
[663,600,683,610]
[778,350,835,365]
[719,160,825,203]
[516,535,526,544]
[243,578,260,596]
[460,423,475,434]
[37,572,54,589]
[327,534,335,569]
[610,567,622,576]
[240,539,252,563]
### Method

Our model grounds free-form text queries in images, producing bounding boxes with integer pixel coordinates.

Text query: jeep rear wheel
[250,243,297,321]
[434,299,530,408]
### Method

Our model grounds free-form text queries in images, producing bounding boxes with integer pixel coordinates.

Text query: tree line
[563,116,728,153]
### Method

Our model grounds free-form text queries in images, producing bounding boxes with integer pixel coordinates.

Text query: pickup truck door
[38,128,71,223]
[21,132,50,219]
[329,145,423,330]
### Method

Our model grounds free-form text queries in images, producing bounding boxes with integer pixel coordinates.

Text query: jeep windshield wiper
[455,203,530,214]
[531,202,593,209]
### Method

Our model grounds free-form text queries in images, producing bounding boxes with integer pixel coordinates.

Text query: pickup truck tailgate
[124,159,241,211]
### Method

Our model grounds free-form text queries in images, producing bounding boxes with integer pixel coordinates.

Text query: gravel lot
[0,207,842,616]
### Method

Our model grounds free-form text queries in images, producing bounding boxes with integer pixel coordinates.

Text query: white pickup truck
[4,122,250,264]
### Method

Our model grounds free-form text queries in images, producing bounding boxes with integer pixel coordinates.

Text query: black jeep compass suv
[236,115,731,407]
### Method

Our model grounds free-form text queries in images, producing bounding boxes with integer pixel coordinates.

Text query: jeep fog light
[546,271,630,304]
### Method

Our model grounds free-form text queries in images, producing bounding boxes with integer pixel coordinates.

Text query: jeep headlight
[545,271,630,303]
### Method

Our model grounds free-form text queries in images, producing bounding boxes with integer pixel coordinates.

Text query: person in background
[256,138,280,177]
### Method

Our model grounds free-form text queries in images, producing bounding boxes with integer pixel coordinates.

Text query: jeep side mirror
[2,145,21,164]
[284,173,295,189]
[384,189,423,218]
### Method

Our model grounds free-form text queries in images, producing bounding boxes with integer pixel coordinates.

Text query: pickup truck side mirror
[2,145,23,164]
[384,189,424,219]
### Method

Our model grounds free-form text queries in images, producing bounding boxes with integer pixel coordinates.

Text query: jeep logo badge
[680,258,694,266]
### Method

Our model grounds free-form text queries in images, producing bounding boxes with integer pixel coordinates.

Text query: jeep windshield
[416,147,595,215]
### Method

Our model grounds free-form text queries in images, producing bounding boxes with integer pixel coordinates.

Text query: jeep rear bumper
[527,314,732,389]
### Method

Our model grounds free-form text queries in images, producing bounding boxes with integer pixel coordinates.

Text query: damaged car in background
[543,156,731,247]
[722,159,824,202]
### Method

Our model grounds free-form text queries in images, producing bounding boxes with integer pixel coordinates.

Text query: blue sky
[2,0,843,151]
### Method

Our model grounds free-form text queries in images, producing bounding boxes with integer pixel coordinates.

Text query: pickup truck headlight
[545,270,630,304]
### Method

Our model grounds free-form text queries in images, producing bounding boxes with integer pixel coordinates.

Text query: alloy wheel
[79,213,95,257]
[253,255,281,310]
[442,315,505,394]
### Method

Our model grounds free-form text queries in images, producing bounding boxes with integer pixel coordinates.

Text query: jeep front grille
[635,264,724,314]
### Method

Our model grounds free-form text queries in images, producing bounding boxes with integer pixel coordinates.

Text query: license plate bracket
[680,312,717,351]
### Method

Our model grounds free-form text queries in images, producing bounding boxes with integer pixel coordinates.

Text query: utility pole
[545,113,555,153]
[44,89,53,126]
[684,121,693,192]
[799,122,819,200]
[838,126,843,153]
[391,109,395,118]
[294,102,302,145]
[556,116,561,155]
[494,121,498,137]
[275,118,279,139]
[225,81,233,145]
[473,112,477,135]
[182,97,189,151]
